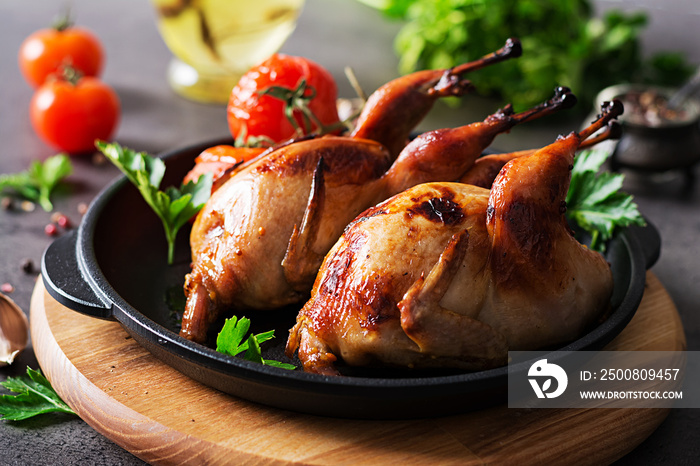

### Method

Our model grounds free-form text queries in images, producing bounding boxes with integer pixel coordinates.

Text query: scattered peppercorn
[21,258,36,274]
[51,212,71,229]
[44,223,59,236]
[1,197,14,210]
[1,283,14,293]
[92,152,107,166]
[78,202,88,215]
[20,200,35,212]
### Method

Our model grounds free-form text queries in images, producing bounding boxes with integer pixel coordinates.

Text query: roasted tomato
[227,54,340,145]
[183,145,266,192]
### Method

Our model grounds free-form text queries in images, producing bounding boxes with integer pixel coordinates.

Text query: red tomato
[30,74,120,154]
[227,54,340,145]
[19,24,104,88]
[183,145,265,192]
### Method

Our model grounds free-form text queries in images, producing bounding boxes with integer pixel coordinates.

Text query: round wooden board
[30,272,685,465]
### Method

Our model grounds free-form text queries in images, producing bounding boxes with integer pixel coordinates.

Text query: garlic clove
[0,292,29,367]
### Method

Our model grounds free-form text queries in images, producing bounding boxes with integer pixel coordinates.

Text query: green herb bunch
[0,154,72,211]
[0,368,75,421]
[216,316,295,370]
[361,0,692,111]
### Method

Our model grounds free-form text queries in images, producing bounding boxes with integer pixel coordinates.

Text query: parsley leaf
[96,141,212,265]
[0,367,75,421]
[566,148,646,252]
[0,154,72,211]
[216,316,295,370]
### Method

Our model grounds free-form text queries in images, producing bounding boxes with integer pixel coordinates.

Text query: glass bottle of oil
[151,0,306,103]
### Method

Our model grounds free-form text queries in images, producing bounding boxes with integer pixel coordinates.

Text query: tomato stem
[59,64,83,86]
[256,79,351,141]
[233,126,275,149]
[52,4,74,32]
[344,66,367,102]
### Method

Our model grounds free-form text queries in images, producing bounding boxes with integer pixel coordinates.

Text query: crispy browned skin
[286,101,623,375]
[181,136,392,342]
[181,87,577,343]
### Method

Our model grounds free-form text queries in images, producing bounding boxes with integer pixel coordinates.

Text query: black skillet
[41,138,661,419]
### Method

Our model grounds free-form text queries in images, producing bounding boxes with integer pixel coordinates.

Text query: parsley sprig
[0,154,72,212]
[0,367,75,421]
[96,141,212,265]
[566,148,646,252]
[216,316,295,370]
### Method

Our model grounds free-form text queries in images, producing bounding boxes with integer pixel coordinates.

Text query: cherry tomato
[19,22,104,88]
[227,54,340,145]
[30,72,120,154]
[183,145,265,192]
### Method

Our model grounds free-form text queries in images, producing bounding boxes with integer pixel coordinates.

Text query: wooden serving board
[30,272,685,465]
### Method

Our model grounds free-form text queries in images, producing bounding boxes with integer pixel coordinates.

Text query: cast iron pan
[41,138,661,419]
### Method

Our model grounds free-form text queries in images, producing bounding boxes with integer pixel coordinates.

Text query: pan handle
[627,220,661,270]
[41,230,113,319]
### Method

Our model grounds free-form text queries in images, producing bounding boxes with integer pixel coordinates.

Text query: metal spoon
[668,65,700,110]
[0,292,29,366]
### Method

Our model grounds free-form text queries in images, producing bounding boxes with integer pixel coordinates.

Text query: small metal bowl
[595,84,700,174]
